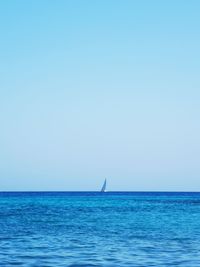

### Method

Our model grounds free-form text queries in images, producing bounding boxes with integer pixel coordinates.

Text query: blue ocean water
[0,192,200,267]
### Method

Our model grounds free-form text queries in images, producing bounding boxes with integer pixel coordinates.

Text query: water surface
[0,192,200,266]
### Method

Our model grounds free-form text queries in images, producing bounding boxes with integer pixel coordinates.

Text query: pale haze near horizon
[0,0,200,191]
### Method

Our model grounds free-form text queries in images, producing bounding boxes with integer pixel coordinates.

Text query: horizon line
[0,190,200,193]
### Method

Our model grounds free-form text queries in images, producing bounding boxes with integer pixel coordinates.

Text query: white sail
[101,178,107,192]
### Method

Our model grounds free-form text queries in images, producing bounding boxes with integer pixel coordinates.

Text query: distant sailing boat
[101,178,107,192]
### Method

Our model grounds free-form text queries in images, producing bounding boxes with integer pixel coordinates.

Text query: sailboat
[100,178,107,192]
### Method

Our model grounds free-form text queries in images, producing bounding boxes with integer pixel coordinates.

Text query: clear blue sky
[0,0,200,191]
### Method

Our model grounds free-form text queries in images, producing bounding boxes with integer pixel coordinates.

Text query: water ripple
[0,192,200,266]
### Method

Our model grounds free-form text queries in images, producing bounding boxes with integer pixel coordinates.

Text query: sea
[0,192,200,267]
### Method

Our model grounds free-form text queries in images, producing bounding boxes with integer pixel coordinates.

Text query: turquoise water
[0,192,200,266]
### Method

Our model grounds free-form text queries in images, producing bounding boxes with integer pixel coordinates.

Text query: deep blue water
[0,192,200,267]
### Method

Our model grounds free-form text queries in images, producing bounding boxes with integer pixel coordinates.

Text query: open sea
[0,192,200,267]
